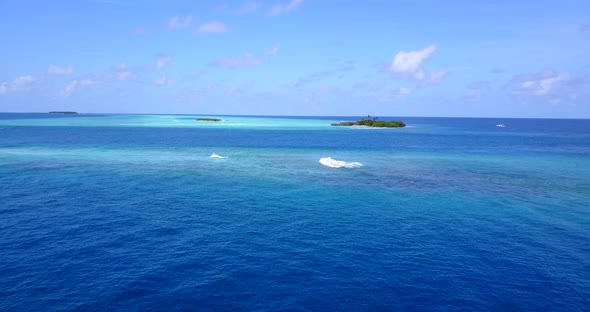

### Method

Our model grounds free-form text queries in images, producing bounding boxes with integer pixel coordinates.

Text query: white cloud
[154,76,170,86]
[508,69,587,104]
[212,54,262,68]
[11,76,37,91]
[413,69,446,83]
[168,15,192,30]
[0,75,37,95]
[61,79,98,97]
[520,74,566,96]
[266,43,281,55]
[196,21,228,33]
[391,45,436,73]
[511,70,567,97]
[112,63,133,80]
[110,56,169,80]
[76,79,98,87]
[427,70,448,84]
[236,1,261,14]
[61,81,78,97]
[155,55,171,69]
[268,0,303,16]
[48,64,75,75]
[390,45,447,84]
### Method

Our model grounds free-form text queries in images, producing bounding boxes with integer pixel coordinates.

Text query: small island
[49,111,78,114]
[331,116,406,128]
[196,118,223,122]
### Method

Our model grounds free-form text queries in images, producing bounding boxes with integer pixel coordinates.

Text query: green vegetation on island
[49,111,78,114]
[196,117,223,122]
[331,116,406,128]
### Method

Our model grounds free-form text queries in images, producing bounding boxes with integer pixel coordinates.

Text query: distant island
[331,116,406,128]
[49,111,78,114]
[196,117,222,122]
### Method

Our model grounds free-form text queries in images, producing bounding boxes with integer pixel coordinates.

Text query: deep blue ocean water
[1,113,589,311]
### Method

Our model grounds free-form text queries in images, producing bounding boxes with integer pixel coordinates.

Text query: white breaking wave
[210,153,226,159]
[319,157,362,168]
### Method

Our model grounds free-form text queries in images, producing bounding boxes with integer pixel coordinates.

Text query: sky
[0,0,589,118]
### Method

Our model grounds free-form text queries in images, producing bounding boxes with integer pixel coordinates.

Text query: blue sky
[1,0,589,117]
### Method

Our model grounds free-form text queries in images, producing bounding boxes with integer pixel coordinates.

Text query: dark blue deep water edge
[1,113,589,311]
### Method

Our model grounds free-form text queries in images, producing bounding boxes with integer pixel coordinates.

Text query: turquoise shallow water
[0,114,340,130]
[1,113,589,311]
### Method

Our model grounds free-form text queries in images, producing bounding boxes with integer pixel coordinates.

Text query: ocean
[1,113,589,311]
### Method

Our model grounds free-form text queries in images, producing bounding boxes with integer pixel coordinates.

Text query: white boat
[496,124,506,128]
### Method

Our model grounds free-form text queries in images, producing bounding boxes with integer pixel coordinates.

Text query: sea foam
[319,157,362,168]
[210,153,226,159]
